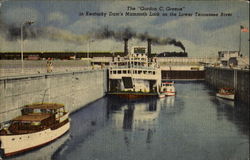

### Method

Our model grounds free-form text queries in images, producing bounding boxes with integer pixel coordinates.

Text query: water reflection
[110,97,160,131]
[55,82,249,160]
[216,97,235,107]
[123,104,134,130]
[159,96,175,109]
[53,98,108,160]
[4,82,249,160]
[212,97,249,137]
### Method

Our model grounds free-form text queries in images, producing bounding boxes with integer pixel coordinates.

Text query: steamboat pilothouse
[108,45,162,99]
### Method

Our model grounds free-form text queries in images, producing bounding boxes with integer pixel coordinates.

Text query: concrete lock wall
[0,69,107,122]
[205,67,249,105]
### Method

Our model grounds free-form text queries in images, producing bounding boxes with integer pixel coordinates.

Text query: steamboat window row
[110,61,151,66]
[110,69,156,75]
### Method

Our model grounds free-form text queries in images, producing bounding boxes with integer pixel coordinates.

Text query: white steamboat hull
[0,121,70,157]
[216,93,234,100]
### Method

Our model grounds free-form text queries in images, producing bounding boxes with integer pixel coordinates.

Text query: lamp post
[87,39,95,58]
[21,21,34,73]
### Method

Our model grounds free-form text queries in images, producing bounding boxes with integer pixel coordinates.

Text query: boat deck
[107,92,158,99]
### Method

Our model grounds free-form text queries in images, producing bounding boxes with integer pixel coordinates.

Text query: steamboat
[108,45,162,99]
[0,103,70,157]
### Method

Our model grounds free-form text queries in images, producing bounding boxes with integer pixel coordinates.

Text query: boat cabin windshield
[8,113,55,133]
[162,82,174,87]
[21,103,66,115]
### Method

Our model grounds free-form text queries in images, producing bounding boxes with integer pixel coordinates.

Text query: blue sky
[0,0,249,57]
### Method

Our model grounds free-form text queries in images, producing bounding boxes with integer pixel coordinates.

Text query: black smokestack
[124,38,128,55]
[147,39,152,56]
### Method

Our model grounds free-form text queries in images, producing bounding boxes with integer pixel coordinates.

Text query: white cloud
[154,16,249,57]
[47,12,69,26]
[68,18,98,34]
[43,26,88,44]
[0,36,123,52]
[0,0,248,57]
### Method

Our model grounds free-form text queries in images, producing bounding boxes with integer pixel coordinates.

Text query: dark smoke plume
[95,26,136,41]
[4,24,87,44]
[0,10,7,33]
[6,24,44,41]
[94,26,185,51]
[2,20,185,51]
[168,39,185,51]
[96,26,115,39]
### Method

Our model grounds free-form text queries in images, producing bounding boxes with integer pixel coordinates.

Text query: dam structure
[0,46,249,122]
[0,48,249,159]
[0,56,249,124]
[0,69,107,122]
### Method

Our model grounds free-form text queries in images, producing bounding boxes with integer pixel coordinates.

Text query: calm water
[8,82,249,160]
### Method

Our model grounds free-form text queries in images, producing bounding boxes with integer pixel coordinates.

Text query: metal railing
[0,66,98,77]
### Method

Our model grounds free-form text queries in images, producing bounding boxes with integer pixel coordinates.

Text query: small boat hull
[216,93,235,100]
[158,94,165,98]
[163,91,176,96]
[0,121,70,157]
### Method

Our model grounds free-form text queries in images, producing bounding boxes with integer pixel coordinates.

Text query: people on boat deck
[219,88,234,94]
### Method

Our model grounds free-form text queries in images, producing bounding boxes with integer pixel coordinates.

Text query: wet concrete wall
[161,70,205,80]
[0,70,107,122]
[205,67,249,105]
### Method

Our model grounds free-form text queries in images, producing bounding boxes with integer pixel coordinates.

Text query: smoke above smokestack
[0,10,8,34]
[168,39,185,51]
[95,26,136,41]
[2,21,185,51]
[94,26,185,51]
[4,24,87,44]
[6,24,43,41]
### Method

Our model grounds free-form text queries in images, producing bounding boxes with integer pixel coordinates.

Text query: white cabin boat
[160,81,176,96]
[0,103,70,157]
[108,46,162,99]
[216,88,235,100]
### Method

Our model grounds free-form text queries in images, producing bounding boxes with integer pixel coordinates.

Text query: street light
[21,21,34,73]
[87,39,95,58]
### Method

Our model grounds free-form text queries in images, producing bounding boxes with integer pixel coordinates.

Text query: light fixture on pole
[21,21,34,73]
[87,39,95,58]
